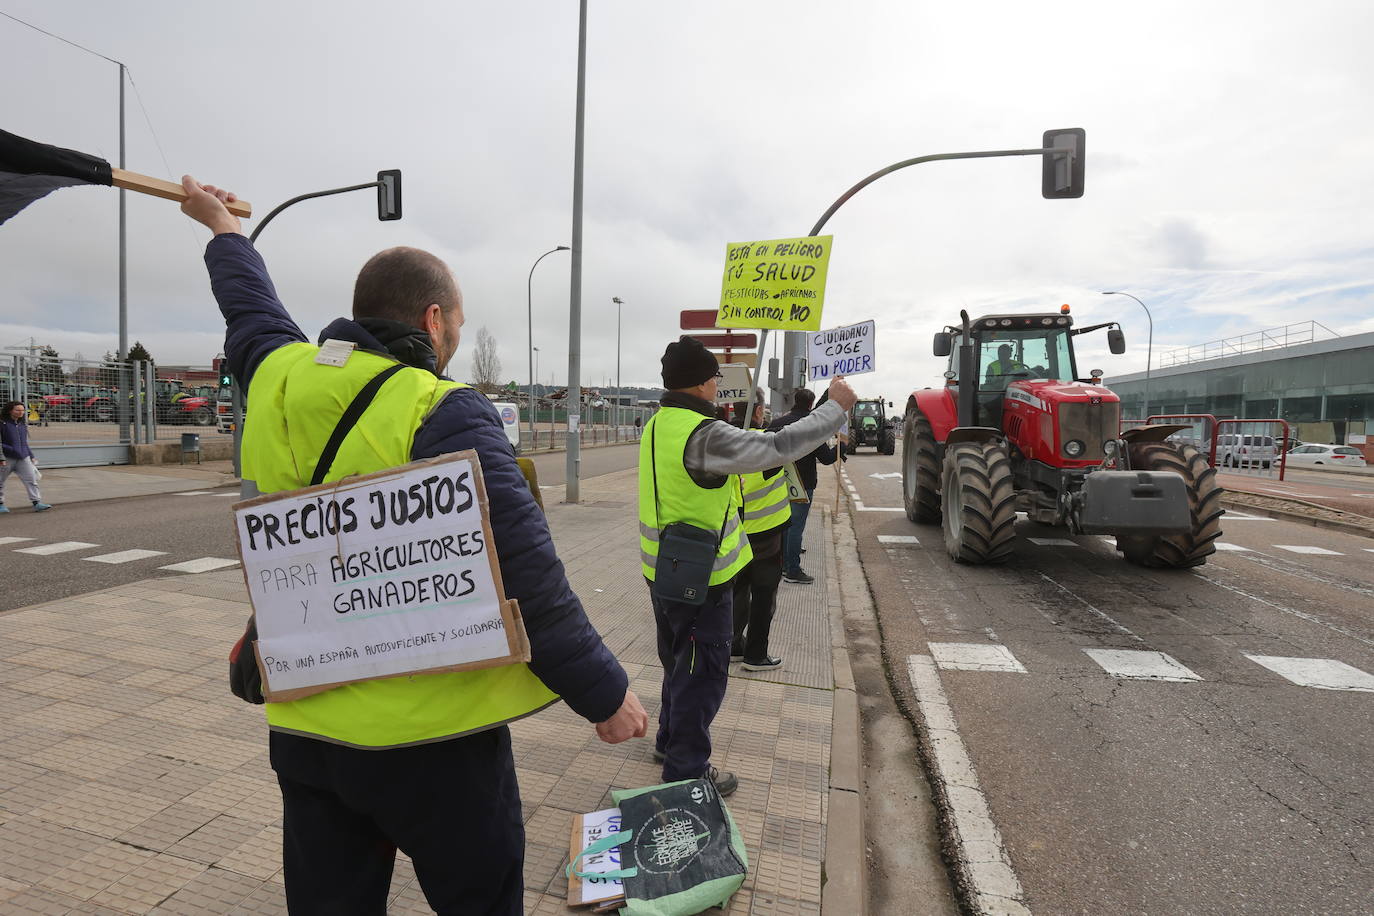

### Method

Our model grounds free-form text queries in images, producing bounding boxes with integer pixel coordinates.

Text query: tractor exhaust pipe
[957,309,976,428]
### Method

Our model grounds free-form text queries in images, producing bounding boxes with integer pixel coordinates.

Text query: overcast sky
[3,0,1371,402]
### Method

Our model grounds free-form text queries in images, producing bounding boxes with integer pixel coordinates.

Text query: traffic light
[214,357,233,388]
[1042,128,1085,199]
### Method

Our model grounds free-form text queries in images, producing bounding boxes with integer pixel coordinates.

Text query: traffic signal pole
[775,132,1084,413]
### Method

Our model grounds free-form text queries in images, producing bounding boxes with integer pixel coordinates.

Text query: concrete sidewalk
[0,466,858,914]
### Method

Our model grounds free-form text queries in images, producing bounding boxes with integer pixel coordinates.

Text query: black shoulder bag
[229,363,406,704]
[649,420,732,607]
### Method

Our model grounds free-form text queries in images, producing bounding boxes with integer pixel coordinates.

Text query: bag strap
[566,829,639,880]
[651,420,661,529]
[309,363,406,486]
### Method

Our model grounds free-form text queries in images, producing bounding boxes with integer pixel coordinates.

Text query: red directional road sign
[680,309,721,330]
[690,333,757,349]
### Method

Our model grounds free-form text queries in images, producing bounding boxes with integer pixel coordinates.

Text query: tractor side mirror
[1107,328,1125,354]
[377,170,402,221]
[888,401,894,408]
[933,332,953,357]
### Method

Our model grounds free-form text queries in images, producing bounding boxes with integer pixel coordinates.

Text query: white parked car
[1284,443,1368,468]
[1215,433,1277,469]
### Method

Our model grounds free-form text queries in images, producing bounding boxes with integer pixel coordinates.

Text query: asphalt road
[843,445,1374,915]
[0,443,642,615]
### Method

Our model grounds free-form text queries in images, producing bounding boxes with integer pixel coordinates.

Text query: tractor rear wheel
[941,440,1016,564]
[903,409,941,523]
[192,406,215,426]
[1117,442,1223,568]
[880,429,896,455]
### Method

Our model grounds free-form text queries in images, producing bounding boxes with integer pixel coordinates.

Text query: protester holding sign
[181,177,645,916]
[770,389,845,584]
[640,336,853,797]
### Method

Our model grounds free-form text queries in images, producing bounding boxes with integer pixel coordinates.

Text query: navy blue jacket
[206,233,628,725]
[1,418,34,461]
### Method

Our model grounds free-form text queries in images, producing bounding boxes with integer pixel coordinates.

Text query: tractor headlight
[1103,439,1119,456]
[1064,439,1086,458]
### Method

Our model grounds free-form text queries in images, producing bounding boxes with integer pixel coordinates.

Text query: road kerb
[1221,495,1374,540]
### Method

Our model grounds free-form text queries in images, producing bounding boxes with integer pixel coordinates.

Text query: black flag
[0,128,114,225]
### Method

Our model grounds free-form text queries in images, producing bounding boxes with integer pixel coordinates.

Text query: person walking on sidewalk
[641,337,854,796]
[180,177,646,916]
[729,393,790,672]
[770,388,842,584]
[0,401,53,513]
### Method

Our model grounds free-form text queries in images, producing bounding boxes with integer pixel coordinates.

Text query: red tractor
[901,307,1222,568]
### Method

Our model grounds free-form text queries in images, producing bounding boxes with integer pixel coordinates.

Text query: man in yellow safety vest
[640,337,854,796]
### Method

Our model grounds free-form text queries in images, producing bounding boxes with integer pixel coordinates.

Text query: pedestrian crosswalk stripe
[0,536,36,546]
[1027,537,1079,547]
[1243,655,1374,692]
[158,557,240,574]
[1213,542,1252,552]
[173,490,215,496]
[929,642,1027,673]
[878,535,919,545]
[85,549,169,564]
[1083,649,1201,682]
[1274,545,1344,556]
[14,541,99,556]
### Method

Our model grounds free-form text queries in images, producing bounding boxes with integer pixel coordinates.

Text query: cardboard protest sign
[567,807,627,908]
[807,320,876,381]
[232,451,531,702]
[714,364,754,405]
[717,235,832,332]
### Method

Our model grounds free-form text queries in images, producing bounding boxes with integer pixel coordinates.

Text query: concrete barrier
[129,436,236,466]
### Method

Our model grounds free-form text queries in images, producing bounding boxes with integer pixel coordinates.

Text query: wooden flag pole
[111,167,252,218]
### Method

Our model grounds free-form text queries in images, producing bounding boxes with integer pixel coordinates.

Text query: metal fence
[1,354,220,467]
[1122,413,1290,480]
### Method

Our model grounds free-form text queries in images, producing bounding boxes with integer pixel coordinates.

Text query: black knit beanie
[661,336,720,389]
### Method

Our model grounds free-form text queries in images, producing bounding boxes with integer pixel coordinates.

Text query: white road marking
[173,490,215,496]
[0,537,36,546]
[878,535,920,545]
[868,472,902,479]
[1221,511,1275,521]
[1273,545,1344,556]
[1083,649,1202,682]
[1193,570,1374,650]
[1036,572,1144,642]
[929,642,1027,673]
[159,557,240,573]
[14,541,99,555]
[1244,655,1374,692]
[84,549,169,564]
[1026,537,1079,547]
[907,655,1029,914]
[1213,542,1252,552]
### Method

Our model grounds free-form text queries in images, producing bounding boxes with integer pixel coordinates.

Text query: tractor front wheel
[903,409,941,523]
[1117,442,1223,568]
[941,440,1016,564]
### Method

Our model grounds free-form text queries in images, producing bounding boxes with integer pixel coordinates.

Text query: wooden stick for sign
[111,167,253,217]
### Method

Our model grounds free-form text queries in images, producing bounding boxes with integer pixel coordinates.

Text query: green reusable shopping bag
[567,777,748,916]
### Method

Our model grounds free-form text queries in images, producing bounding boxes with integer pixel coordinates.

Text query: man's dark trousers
[732,526,785,660]
[271,727,523,915]
[783,489,815,572]
[651,584,733,781]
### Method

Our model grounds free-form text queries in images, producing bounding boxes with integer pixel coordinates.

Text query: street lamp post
[612,296,623,440]
[1101,291,1154,419]
[532,347,540,446]
[528,246,569,443]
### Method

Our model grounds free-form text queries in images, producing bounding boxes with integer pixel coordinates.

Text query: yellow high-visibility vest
[243,342,557,748]
[638,406,752,586]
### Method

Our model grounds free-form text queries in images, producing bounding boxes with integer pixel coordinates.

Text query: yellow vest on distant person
[638,406,752,586]
[242,341,557,748]
[738,463,791,535]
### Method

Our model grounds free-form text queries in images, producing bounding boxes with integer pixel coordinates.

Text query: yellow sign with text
[718,235,832,332]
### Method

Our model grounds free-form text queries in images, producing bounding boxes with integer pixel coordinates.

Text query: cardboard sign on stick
[807,320,876,381]
[714,364,755,405]
[232,451,531,702]
[718,235,832,331]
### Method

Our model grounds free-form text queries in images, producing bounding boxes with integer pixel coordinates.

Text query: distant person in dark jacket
[769,388,841,583]
[180,176,645,916]
[0,401,53,513]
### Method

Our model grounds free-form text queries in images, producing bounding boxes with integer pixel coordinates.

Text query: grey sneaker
[742,656,782,671]
[706,765,738,797]
[0,505,9,514]
[782,568,814,584]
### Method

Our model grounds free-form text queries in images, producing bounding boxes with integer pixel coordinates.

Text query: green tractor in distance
[849,398,896,454]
